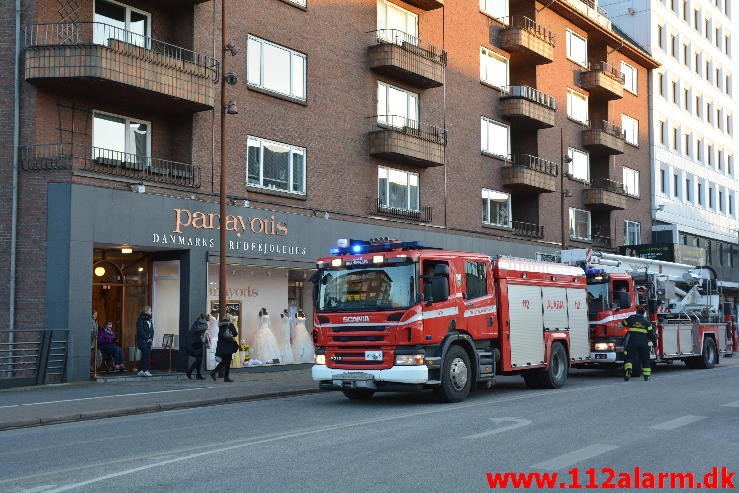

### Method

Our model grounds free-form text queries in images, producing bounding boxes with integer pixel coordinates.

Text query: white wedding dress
[292,316,314,363]
[252,314,281,364]
[275,313,293,363]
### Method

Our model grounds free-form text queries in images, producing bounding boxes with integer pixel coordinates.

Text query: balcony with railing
[368,30,446,88]
[499,16,555,65]
[512,220,544,239]
[561,0,611,30]
[499,85,556,128]
[582,120,625,155]
[19,143,202,189]
[580,61,624,100]
[23,22,219,112]
[402,0,443,10]
[501,154,558,193]
[369,116,446,168]
[583,178,627,210]
[369,198,433,223]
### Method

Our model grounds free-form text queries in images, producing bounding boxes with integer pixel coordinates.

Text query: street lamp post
[218,0,228,321]
[560,128,573,252]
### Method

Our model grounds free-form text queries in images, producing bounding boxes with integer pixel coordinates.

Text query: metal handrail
[370,198,432,222]
[372,116,447,145]
[22,22,219,75]
[590,177,627,195]
[20,142,202,188]
[0,329,69,385]
[512,221,544,239]
[593,120,625,138]
[587,60,624,82]
[510,154,559,176]
[369,29,447,65]
[500,85,557,110]
[508,16,556,46]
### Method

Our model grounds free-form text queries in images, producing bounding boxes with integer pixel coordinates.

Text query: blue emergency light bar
[329,238,424,255]
[585,268,606,276]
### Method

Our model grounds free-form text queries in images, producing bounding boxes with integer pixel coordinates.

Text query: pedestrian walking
[186,313,208,379]
[211,313,238,382]
[623,306,657,381]
[136,305,154,377]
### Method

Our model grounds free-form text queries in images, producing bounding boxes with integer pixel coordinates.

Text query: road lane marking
[465,417,532,439]
[723,400,739,407]
[650,415,705,430]
[0,388,210,409]
[532,444,619,471]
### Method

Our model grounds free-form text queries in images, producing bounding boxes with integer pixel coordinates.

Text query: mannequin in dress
[277,309,293,363]
[292,310,314,363]
[252,308,281,364]
[230,312,241,368]
[206,310,219,370]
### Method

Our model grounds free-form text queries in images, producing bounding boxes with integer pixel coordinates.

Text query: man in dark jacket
[136,305,154,377]
[211,314,238,382]
[186,313,208,379]
[623,306,658,381]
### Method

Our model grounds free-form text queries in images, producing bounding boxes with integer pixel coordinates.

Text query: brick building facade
[1,0,661,381]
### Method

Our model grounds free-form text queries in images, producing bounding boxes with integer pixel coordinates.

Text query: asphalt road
[1,360,738,493]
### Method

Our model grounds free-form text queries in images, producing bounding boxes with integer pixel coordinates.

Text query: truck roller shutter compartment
[507,285,545,367]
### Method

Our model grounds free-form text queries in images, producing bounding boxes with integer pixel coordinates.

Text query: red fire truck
[311,239,591,402]
[561,249,735,369]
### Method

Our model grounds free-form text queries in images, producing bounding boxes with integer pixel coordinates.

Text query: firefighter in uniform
[622,306,657,381]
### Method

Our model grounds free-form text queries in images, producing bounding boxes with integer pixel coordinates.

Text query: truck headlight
[314,354,326,365]
[594,342,615,351]
[395,354,424,365]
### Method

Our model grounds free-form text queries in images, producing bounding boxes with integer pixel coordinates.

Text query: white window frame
[622,167,640,197]
[378,166,419,212]
[481,188,511,228]
[377,0,417,41]
[247,35,307,101]
[92,110,151,160]
[479,0,509,24]
[569,208,591,241]
[246,136,306,195]
[377,81,419,129]
[621,114,639,146]
[566,29,588,67]
[480,47,508,89]
[93,0,151,47]
[621,61,637,94]
[567,147,590,182]
[567,88,588,125]
[480,117,510,160]
[624,221,641,246]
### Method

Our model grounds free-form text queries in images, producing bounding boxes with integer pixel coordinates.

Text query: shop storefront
[46,183,558,382]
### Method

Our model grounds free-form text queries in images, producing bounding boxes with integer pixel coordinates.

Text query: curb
[0,388,323,432]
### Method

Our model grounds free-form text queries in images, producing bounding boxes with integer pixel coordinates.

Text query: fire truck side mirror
[431,264,450,303]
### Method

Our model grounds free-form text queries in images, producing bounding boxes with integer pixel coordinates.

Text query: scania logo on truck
[343,316,370,323]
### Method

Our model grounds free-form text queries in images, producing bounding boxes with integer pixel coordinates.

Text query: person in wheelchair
[97,321,126,372]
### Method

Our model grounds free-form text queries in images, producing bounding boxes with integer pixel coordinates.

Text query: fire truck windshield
[316,263,417,312]
[586,282,609,313]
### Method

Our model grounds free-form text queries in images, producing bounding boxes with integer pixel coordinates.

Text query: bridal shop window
[153,261,180,349]
[206,263,313,366]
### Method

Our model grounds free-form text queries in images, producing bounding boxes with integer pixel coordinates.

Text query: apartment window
[658,73,665,96]
[480,47,508,89]
[247,136,305,194]
[673,173,680,198]
[708,186,714,209]
[671,0,678,14]
[718,149,724,171]
[623,167,640,197]
[569,208,591,241]
[377,0,418,39]
[683,88,690,110]
[683,44,689,66]
[728,115,733,136]
[622,115,639,146]
[671,35,678,57]
[698,182,704,205]
[377,82,418,128]
[697,139,703,162]
[694,53,700,74]
[707,102,713,124]
[658,25,664,49]
[727,75,732,96]
[567,147,589,182]
[621,62,637,93]
[567,89,588,125]
[378,166,419,211]
[482,189,511,227]
[480,117,510,159]
[672,81,678,104]
[694,9,700,31]
[717,108,723,130]
[705,19,711,40]
[708,145,714,166]
[715,28,720,48]
[685,133,691,157]
[93,1,149,47]
[685,177,692,202]
[659,120,666,145]
[92,111,150,160]
[479,0,508,22]
[729,155,734,176]
[730,192,735,217]
[624,221,641,246]
[725,35,730,56]
[706,60,711,81]
[660,167,667,194]
[682,0,688,21]
[716,68,721,89]
[719,189,725,213]
[566,29,587,67]
[673,127,679,151]
[247,35,306,101]
[696,97,702,117]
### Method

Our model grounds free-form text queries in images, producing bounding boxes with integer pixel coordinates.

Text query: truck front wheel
[434,345,472,403]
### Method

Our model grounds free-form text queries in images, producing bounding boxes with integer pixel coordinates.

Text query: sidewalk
[0,364,318,431]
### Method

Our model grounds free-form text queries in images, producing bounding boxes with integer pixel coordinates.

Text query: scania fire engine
[561,249,735,369]
[311,239,591,402]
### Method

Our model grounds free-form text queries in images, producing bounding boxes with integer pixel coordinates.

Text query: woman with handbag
[210,313,239,382]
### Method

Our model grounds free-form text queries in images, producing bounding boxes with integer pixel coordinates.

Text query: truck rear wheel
[537,342,569,389]
[341,388,375,400]
[434,345,472,403]
[695,338,717,369]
